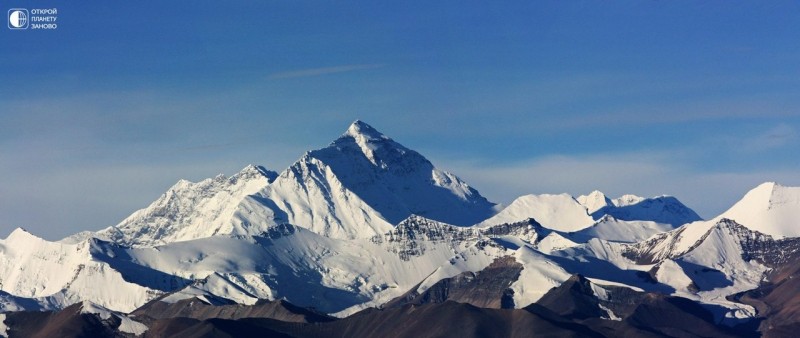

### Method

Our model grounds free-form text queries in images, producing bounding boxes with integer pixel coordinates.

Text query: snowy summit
[0,120,797,338]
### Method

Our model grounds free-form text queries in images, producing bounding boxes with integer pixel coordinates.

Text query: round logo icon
[9,9,28,29]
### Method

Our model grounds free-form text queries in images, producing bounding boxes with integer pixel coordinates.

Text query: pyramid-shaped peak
[735,182,790,209]
[759,181,778,189]
[717,182,800,238]
[752,182,784,197]
[257,119,497,236]
[329,120,414,167]
[745,181,777,195]
[5,227,42,242]
[734,182,800,211]
[344,120,389,141]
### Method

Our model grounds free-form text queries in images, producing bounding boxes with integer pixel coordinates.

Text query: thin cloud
[269,64,385,79]
[741,123,798,152]
[545,99,800,132]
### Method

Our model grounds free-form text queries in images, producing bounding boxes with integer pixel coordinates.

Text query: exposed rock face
[297,301,606,338]
[377,215,480,261]
[383,256,523,309]
[480,218,543,243]
[136,301,606,338]
[0,277,758,338]
[132,298,334,324]
[3,303,133,338]
[735,247,800,337]
[535,275,609,320]
[623,218,800,267]
[535,274,746,338]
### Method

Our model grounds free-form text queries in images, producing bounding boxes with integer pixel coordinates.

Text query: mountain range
[1,120,798,337]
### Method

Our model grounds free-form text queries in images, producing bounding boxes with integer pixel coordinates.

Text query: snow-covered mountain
[0,228,182,313]
[577,191,701,226]
[478,194,595,232]
[2,120,799,337]
[568,215,675,244]
[2,216,498,315]
[94,165,278,247]
[98,121,497,246]
[245,120,497,239]
[622,182,800,265]
[716,182,800,238]
[479,190,700,233]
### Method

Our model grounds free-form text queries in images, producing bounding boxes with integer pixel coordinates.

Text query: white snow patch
[81,301,148,335]
[589,282,611,301]
[598,303,622,321]
[571,216,674,244]
[510,247,571,308]
[536,232,579,254]
[655,260,695,295]
[0,314,7,338]
[416,245,506,293]
[586,278,644,292]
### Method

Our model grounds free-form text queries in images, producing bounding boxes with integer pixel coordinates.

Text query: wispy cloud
[542,99,800,132]
[741,123,798,152]
[269,64,385,79]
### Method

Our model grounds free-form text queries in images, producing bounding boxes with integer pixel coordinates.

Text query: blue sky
[1,1,799,239]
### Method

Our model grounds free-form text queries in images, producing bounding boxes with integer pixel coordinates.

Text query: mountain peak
[587,190,606,197]
[757,181,778,190]
[717,182,800,238]
[612,194,646,207]
[344,119,388,141]
[233,164,278,183]
[236,120,498,239]
[729,181,798,210]
[577,190,612,214]
[98,164,278,247]
[600,195,701,227]
[746,182,784,204]
[332,119,409,167]
[5,227,40,242]
[479,193,594,232]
